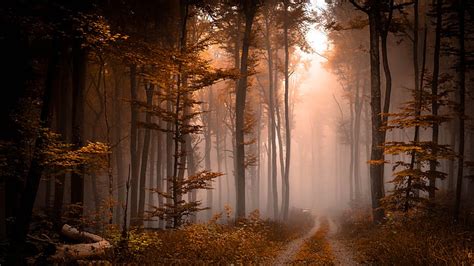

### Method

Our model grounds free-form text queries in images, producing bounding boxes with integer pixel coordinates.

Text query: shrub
[338,207,474,265]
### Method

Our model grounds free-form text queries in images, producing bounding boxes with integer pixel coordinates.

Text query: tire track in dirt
[273,218,320,265]
[327,216,358,265]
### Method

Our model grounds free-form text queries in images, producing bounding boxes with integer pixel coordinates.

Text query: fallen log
[51,224,112,261]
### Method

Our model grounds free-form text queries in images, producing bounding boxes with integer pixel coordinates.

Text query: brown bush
[338,207,474,265]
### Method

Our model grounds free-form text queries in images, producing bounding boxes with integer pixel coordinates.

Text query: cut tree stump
[50,224,112,261]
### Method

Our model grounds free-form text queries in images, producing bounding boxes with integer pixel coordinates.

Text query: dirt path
[327,217,357,265]
[273,219,320,265]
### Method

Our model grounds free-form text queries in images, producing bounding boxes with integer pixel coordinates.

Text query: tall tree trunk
[10,39,59,262]
[129,65,139,226]
[349,99,355,201]
[53,48,71,224]
[156,119,164,228]
[215,101,223,211]
[70,40,86,216]
[254,102,262,211]
[429,0,442,199]
[274,66,283,220]
[354,73,363,201]
[166,85,174,228]
[186,134,197,222]
[368,4,385,223]
[205,89,213,218]
[264,5,277,217]
[137,84,153,226]
[380,1,394,197]
[448,122,456,192]
[454,0,466,222]
[282,0,291,221]
[234,0,257,218]
[147,131,155,227]
[113,66,125,225]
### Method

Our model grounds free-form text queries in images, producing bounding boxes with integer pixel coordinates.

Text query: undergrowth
[338,206,474,265]
[106,208,314,264]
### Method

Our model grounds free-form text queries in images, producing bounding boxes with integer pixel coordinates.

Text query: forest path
[327,217,358,265]
[272,218,320,265]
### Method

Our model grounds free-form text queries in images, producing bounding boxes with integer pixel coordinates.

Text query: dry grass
[337,206,474,265]
[291,216,336,265]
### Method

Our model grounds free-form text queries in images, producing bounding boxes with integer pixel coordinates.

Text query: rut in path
[273,216,357,265]
[327,217,357,265]
[273,219,320,265]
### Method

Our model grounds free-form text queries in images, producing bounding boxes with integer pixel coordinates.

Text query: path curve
[273,219,320,265]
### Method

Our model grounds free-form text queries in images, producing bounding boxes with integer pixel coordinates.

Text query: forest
[0,0,473,264]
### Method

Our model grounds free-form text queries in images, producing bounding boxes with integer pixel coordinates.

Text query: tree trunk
[349,99,355,201]
[429,0,442,199]
[234,0,257,218]
[448,122,456,192]
[156,118,164,228]
[264,5,277,217]
[205,89,213,218]
[51,224,111,261]
[354,72,362,201]
[454,0,466,222]
[274,66,283,220]
[368,6,385,223]
[282,0,291,221]
[186,134,197,222]
[129,65,139,226]
[137,84,153,226]
[380,3,394,197]
[112,66,125,224]
[254,102,262,211]
[70,40,87,214]
[215,100,223,211]
[53,48,72,224]
[10,38,59,262]
[147,131,155,228]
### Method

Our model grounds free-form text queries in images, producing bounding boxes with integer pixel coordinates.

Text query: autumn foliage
[338,206,474,265]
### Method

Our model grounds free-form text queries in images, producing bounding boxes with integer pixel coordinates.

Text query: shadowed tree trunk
[234,0,257,218]
[70,40,87,216]
[53,47,72,224]
[454,0,466,222]
[112,66,125,224]
[429,0,442,199]
[137,84,154,226]
[349,0,385,223]
[9,38,60,263]
[156,118,164,228]
[129,64,139,226]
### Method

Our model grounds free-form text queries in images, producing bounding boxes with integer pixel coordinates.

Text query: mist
[1,0,474,264]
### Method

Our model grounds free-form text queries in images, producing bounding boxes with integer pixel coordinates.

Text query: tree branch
[349,0,369,13]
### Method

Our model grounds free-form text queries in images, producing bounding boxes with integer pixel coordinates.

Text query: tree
[382,86,453,212]
[428,0,443,199]
[234,0,258,219]
[454,0,466,222]
[349,0,386,223]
